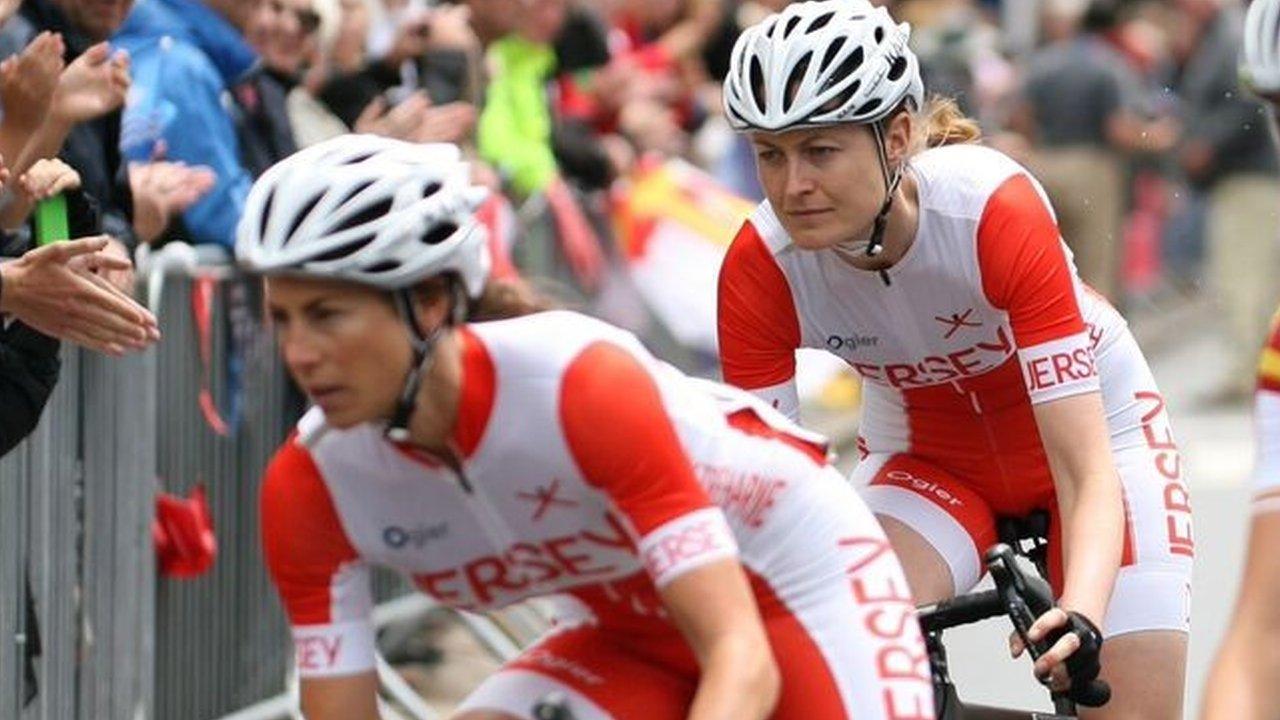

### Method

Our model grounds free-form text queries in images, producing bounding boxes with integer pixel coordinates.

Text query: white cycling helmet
[236,134,491,298]
[723,0,925,132]
[1244,0,1280,95]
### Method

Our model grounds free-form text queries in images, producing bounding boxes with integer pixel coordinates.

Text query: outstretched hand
[0,236,159,355]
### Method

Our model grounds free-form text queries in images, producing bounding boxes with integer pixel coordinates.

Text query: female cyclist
[237,134,933,720]
[717,2,1190,717]
[1201,1,1280,715]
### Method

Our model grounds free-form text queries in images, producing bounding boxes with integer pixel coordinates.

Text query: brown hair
[909,96,983,154]
[468,278,557,321]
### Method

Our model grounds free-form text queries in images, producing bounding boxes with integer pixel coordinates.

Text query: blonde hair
[909,96,983,154]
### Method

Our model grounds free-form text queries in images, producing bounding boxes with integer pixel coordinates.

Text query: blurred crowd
[0,0,1276,451]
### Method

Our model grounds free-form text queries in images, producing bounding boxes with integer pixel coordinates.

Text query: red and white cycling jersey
[718,144,1193,637]
[262,311,932,718]
[1253,310,1280,511]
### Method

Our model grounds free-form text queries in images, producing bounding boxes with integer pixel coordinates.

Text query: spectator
[316,2,479,130]
[1174,0,1280,403]
[2,0,208,265]
[1015,0,1173,301]
[114,0,261,250]
[0,235,160,456]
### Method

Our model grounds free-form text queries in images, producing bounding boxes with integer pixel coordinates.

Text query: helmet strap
[385,287,442,443]
[867,119,904,258]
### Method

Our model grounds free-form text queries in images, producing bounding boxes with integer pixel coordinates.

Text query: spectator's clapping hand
[17,158,81,201]
[52,42,130,125]
[0,32,66,133]
[355,92,477,144]
[0,236,159,355]
[409,102,476,143]
[128,161,216,245]
[1,157,81,230]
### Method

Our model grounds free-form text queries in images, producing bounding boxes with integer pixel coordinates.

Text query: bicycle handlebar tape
[34,195,69,246]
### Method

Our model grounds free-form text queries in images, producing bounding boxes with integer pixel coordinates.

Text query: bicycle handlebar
[985,544,1111,709]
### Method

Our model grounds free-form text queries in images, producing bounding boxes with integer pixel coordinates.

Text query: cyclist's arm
[261,439,380,720]
[1032,394,1123,626]
[980,173,1121,628]
[660,558,780,720]
[1201,328,1280,718]
[561,341,780,720]
[1201,511,1280,719]
[301,674,380,720]
[717,220,802,421]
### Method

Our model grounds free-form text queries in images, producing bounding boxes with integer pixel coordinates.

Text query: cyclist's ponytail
[912,96,983,152]
[469,278,556,321]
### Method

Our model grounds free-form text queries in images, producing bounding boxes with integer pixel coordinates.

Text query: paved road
[940,316,1252,717]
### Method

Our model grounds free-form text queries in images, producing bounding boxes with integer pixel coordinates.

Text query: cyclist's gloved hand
[1049,611,1109,706]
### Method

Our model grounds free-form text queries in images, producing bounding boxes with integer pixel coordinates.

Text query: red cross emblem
[934,308,981,339]
[516,479,578,521]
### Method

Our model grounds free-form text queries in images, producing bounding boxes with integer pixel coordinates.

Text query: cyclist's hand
[1010,607,1103,695]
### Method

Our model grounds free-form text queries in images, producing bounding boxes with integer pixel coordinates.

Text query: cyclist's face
[266,277,412,428]
[750,123,898,250]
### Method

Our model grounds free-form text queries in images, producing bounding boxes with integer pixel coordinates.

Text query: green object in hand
[35,194,69,246]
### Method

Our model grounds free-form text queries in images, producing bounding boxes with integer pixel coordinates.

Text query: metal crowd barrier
[0,336,157,719]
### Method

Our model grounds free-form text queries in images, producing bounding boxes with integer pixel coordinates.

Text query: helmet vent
[833,46,865,83]
[313,233,376,262]
[808,11,834,32]
[856,98,883,116]
[783,52,812,113]
[365,260,400,274]
[887,55,908,81]
[874,26,885,43]
[285,192,325,244]
[819,37,846,73]
[337,179,375,207]
[336,197,395,234]
[749,56,767,114]
[783,14,802,37]
[422,222,458,245]
[258,189,275,241]
[422,181,442,199]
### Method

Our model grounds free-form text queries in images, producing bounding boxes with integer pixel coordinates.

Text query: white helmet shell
[1244,0,1280,94]
[723,0,924,132]
[235,135,492,297]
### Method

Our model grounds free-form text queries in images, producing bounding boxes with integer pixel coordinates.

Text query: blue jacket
[114,0,258,249]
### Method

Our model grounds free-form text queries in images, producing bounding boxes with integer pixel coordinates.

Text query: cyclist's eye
[756,148,782,163]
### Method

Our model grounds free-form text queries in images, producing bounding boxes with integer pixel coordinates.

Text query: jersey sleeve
[261,439,375,677]
[1253,312,1280,511]
[978,173,1100,405]
[560,342,739,588]
[717,221,803,416]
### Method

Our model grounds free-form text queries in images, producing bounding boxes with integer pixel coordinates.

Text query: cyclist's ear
[885,110,914,165]
[409,276,454,331]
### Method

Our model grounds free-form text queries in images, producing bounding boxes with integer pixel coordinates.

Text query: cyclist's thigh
[855,453,998,600]
[1079,630,1187,720]
[454,625,693,720]
[746,466,935,719]
[1094,332,1193,637]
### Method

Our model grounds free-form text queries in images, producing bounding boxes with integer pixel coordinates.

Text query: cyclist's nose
[783,158,818,199]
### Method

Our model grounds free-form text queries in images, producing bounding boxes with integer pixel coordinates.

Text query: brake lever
[986,545,1049,663]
